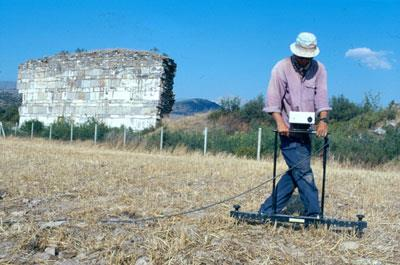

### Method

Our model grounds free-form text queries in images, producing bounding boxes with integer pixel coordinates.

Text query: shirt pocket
[303,80,317,103]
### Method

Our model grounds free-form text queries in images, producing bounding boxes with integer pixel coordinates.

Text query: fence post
[94,123,98,144]
[70,123,74,142]
[203,127,208,155]
[31,122,34,139]
[257,127,262,161]
[160,127,164,151]
[123,126,127,147]
[49,124,52,140]
[15,122,18,136]
[0,122,5,138]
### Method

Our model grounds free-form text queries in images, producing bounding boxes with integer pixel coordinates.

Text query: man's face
[294,55,312,67]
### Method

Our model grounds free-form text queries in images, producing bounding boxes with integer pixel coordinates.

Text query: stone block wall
[17,49,176,130]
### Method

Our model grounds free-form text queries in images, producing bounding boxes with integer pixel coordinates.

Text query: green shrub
[220,97,241,113]
[75,118,109,141]
[330,95,362,121]
[19,120,45,137]
[239,95,272,125]
[0,105,19,123]
[0,121,17,136]
[235,146,257,158]
[50,118,71,140]
[5,93,399,166]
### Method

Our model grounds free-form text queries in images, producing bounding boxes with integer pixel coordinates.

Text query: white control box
[289,111,315,125]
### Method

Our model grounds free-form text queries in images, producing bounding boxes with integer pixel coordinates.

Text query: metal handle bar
[273,129,330,135]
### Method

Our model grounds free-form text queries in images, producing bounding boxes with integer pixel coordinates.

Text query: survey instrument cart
[230,128,367,237]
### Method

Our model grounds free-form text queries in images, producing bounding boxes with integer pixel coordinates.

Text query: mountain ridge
[171,98,221,117]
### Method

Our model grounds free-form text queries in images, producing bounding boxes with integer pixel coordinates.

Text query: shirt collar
[291,55,312,77]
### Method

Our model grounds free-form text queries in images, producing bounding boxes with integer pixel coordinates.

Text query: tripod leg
[272,131,278,214]
[320,136,329,218]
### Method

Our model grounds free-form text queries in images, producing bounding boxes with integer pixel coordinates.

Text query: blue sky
[0,0,399,105]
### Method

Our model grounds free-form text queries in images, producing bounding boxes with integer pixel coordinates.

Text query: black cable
[2,138,329,226]
[101,140,329,224]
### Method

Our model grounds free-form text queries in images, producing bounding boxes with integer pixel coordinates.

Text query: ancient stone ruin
[17,49,176,130]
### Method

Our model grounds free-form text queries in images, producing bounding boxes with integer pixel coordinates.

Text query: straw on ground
[0,138,399,264]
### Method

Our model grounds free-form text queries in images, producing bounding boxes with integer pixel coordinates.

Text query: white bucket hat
[290,32,320,58]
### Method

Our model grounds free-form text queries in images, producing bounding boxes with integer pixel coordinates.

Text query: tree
[387,100,398,120]
[58,50,69,55]
[220,96,241,113]
[0,105,19,123]
[329,95,362,121]
[150,47,160,53]
[239,94,266,122]
[362,92,380,113]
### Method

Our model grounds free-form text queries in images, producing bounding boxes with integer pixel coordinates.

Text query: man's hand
[317,111,329,137]
[277,121,289,136]
[316,121,328,137]
[272,112,289,136]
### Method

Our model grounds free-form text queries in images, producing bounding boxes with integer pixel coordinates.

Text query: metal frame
[230,129,367,236]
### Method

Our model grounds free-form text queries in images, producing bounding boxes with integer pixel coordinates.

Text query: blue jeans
[259,135,320,216]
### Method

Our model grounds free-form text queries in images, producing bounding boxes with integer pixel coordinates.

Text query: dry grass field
[0,138,399,264]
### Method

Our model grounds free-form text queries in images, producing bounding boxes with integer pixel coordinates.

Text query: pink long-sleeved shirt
[264,57,331,126]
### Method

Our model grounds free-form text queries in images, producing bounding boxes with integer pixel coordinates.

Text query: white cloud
[345,47,392,70]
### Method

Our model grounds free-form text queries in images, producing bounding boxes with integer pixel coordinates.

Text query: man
[259,32,331,217]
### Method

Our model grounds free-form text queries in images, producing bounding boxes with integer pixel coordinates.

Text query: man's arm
[316,110,328,137]
[264,65,285,114]
[315,63,331,138]
[264,62,290,136]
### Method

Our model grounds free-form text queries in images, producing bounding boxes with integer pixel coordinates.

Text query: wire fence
[0,119,293,160]
[3,119,398,165]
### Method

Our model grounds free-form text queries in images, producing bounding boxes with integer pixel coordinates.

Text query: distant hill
[0,81,16,91]
[0,91,20,107]
[171,98,221,117]
[0,81,19,107]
